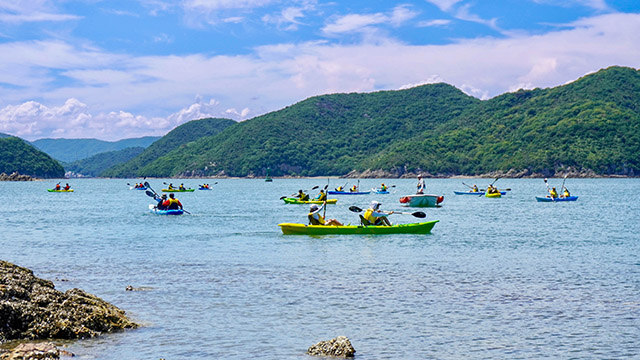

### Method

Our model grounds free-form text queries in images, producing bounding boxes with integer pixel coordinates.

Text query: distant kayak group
[46,175,578,235]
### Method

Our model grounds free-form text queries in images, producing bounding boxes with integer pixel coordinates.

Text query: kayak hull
[454,191,506,195]
[279,220,439,235]
[283,198,338,204]
[148,204,184,215]
[198,188,212,190]
[485,192,502,198]
[372,189,390,194]
[48,189,74,192]
[535,196,579,202]
[398,194,444,207]
[328,191,371,195]
[162,189,195,192]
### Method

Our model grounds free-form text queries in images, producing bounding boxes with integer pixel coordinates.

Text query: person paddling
[416,175,425,194]
[63,183,71,190]
[363,201,394,226]
[179,183,186,191]
[156,194,168,210]
[561,186,570,198]
[549,187,558,199]
[295,189,309,201]
[472,184,479,192]
[308,202,342,226]
[314,189,327,201]
[163,193,183,210]
[55,183,61,190]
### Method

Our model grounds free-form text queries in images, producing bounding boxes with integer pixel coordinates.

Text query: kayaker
[55,183,61,190]
[416,175,425,194]
[562,187,570,198]
[296,189,309,201]
[156,194,168,210]
[335,186,344,192]
[472,184,479,192]
[168,183,174,190]
[549,187,558,199]
[487,185,498,194]
[350,185,357,192]
[179,183,186,191]
[308,202,342,226]
[363,201,394,226]
[314,189,327,201]
[381,183,388,191]
[63,183,71,190]
[163,193,183,210]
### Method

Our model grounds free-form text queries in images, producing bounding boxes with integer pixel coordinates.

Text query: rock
[0,342,72,360]
[307,336,355,358]
[0,172,37,181]
[0,260,138,344]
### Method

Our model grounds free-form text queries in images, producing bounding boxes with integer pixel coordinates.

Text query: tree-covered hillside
[104,66,640,178]
[102,118,236,177]
[64,147,145,177]
[0,136,65,178]
[32,136,160,162]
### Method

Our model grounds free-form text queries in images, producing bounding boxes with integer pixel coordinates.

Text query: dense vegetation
[64,147,145,177]
[32,136,160,162]
[0,136,65,178]
[110,66,640,177]
[102,118,236,177]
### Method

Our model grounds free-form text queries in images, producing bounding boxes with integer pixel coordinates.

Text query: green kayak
[278,220,438,235]
[282,198,338,204]
[162,188,195,192]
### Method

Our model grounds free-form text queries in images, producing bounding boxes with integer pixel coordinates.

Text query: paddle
[144,182,158,196]
[281,185,320,200]
[560,174,568,197]
[462,182,474,189]
[322,184,329,219]
[348,206,426,218]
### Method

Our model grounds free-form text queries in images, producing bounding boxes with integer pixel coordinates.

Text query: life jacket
[563,190,570,197]
[363,208,380,225]
[164,198,181,209]
[299,192,309,201]
[179,185,185,190]
[317,192,327,201]
[64,185,70,190]
[308,212,325,225]
[550,189,558,198]
[336,187,343,192]
[55,185,61,190]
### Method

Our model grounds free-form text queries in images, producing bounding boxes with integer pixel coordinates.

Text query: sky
[0,0,639,141]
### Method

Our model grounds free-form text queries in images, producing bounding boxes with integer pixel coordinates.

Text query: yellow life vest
[363,209,378,224]
[308,212,325,225]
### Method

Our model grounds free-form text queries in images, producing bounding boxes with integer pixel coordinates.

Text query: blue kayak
[454,191,506,195]
[372,189,390,194]
[328,190,371,195]
[148,204,184,215]
[535,196,579,202]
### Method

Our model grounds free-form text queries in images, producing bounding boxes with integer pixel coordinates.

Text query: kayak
[454,191,506,195]
[282,198,338,204]
[162,189,195,192]
[535,196,579,202]
[148,204,184,215]
[485,192,502,198]
[198,188,212,190]
[278,220,439,235]
[130,187,147,190]
[48,189,74,192]
[372,189,390,194]
[328,190,371,195]
[398,194,444,207]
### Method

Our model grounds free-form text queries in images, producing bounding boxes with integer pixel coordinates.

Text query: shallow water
[1,178,639,359]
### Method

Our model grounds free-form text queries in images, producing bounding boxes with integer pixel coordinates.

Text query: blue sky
[0,0,639,140]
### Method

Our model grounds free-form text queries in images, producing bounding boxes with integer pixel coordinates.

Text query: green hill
[102,118,237,177]
[64,147,145,177]
[107,66,640,178]
[31,136,160,162]
[0,136,65,178]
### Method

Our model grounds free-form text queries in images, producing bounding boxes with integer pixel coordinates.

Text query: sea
[1,178,639,359]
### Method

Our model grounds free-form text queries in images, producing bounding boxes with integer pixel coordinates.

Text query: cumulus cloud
[323,5,417,35]
[0,0,81,24]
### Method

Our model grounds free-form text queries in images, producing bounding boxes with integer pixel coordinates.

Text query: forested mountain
[102,118,236,177]
[32,136,160,162]
[107,66,640,178]
[0,136,65,178]
[64,147,145,177]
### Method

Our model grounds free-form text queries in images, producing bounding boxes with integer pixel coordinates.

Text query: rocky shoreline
[0,172,38,181]
[0,260,138,355]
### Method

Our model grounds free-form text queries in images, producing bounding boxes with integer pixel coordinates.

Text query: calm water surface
[1,178,639,359]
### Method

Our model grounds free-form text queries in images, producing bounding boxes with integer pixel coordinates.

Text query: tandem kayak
[535,196,579,202]
[282,198,338,205]
[454,191,506,195]
[328,190,371,195]
[278,220,439,235]
[162,189,195,192]
[198,188,212,190]
[148,204,184,215]
[130,187,147,190]
[398,194,444,207]
[48,189,74,192]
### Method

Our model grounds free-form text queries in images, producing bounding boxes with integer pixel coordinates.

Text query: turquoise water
[1,178,639,359]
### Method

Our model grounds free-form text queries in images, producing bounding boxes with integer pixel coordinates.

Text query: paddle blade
[348,206,363,213]
[144,181,150,188]
[145,190,155,198]
[280,196,287,200]
[311,185,319,190]
[412,211,426,218]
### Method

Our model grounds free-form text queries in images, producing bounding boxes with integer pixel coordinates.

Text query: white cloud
[425,0,464,12]
[0,0,80,24]
[262,6,310,31]
[418,19,451,27]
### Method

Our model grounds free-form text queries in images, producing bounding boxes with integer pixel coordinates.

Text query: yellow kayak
[485,192,501,198]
